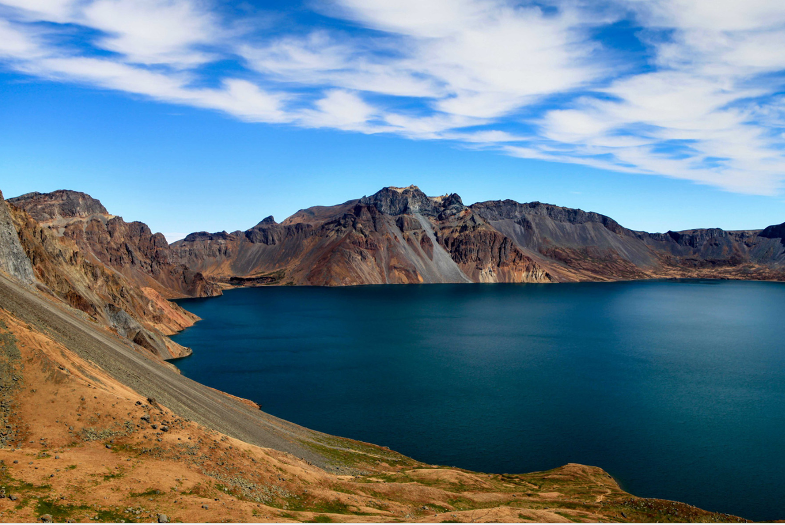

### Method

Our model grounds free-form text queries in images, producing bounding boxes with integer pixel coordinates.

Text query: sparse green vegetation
[35,498,91,522]
[311,499,351,515]
[129,487,162,498]
[102,469,124,481]
[307,515,333,523]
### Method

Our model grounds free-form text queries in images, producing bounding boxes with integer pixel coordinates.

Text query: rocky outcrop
[9,190,220,299]
[6,202,196,360]
[435,214,551,283]
[759,221,785,244]
[0,191,35,285]
[8,190,108,223]
[10,186,783,290]
[360,185,464,218]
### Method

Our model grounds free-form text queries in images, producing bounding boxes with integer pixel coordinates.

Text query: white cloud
[239,32,442,98]
[1,0,785,195]
[328,0,604,118]
[298,89,381,130]
[526,0,785,195]
[0,18,44,58]
[0,0,77,22]
[81,0,219,66]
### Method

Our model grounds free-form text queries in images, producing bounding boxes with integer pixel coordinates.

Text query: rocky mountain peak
[9,190,109,223]
[257,215,277,226]
[360,186,465,217]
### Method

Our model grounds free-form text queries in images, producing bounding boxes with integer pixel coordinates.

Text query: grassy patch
[328,484,356,495]
[102,469,124,481]
[301,441,366,469]
[35,498,87,521]
[302,436,414,470]
[95,508,132,522]
[129,488,162,498]
[3,479,52,492]
[35,498,131,523]
[446,496,477,511]
[312,499,351,515]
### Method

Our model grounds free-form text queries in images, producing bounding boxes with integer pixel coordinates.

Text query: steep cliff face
[9,190,220,298]
[6,202,196,360]
[434,211,551,283]
[172,186,552,285]
[0,191,35,285]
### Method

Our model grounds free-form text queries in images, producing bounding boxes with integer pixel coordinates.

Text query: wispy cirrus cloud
[1,0,785,195]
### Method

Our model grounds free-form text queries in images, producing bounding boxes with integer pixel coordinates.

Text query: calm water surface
[173,281,785,520]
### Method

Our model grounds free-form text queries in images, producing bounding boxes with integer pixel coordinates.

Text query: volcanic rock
[0,191,35,285]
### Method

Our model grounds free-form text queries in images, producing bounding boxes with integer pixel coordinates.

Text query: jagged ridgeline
[5,186,785,297]
[170,184,785,285]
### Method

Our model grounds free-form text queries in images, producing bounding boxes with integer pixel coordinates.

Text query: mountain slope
[173,185,785,286]
[472,199,785,281]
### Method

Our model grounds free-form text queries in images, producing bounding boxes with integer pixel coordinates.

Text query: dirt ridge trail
[0,272,341,469]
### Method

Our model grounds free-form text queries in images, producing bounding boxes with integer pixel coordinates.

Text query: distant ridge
[169,185,785,286]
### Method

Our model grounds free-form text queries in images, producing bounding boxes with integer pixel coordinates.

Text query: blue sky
[1,0,785,240]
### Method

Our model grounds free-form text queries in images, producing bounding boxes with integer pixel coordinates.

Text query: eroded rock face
[12,186,784,291]
[0,190,35,285]
[9,190,220,299]
[6,203,196,360]
[472,200,626,234]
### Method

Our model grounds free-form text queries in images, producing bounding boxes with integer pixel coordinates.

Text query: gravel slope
[0,272,333,468]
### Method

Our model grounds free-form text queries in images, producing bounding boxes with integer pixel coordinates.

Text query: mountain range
[8,186,785,298]
[167,185,785,286]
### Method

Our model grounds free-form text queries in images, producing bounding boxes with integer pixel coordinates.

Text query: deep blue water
[172,280,785,521]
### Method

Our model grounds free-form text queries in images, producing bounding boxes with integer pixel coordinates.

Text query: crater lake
[173,280,785,521]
